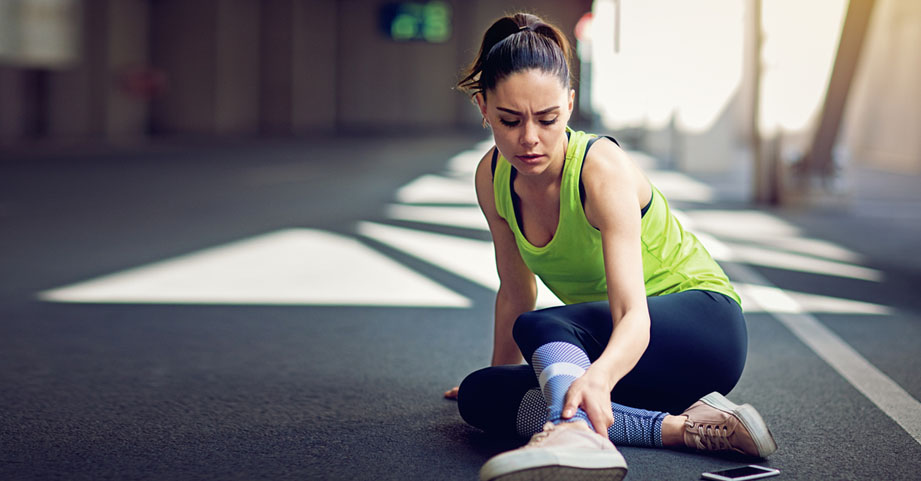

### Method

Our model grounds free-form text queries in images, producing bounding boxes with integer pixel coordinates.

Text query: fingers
[585,403,614,437]
[562,390,582,420]
[564,381,613,436]
[444,386,460,400]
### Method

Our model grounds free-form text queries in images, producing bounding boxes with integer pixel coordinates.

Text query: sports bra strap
[490,147,499,177]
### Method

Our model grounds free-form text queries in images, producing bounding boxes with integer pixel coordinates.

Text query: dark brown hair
[457,13,572,97]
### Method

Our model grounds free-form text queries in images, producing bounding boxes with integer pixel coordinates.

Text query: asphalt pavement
[1,132,919,480]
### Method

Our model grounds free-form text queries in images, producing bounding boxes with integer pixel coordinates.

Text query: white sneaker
[479,422,628,481]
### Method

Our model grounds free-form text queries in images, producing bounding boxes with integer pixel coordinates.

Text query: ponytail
[457,13,572,97]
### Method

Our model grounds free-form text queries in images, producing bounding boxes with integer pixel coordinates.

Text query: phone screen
[706,465,778,479]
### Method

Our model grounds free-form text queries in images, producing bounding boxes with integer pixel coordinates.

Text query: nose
[520,121,538,148]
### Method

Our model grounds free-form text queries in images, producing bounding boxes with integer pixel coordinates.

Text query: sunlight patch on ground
[681,209,800,237]
[736,282,891,315]
[37,142,890,318]
[358,221,562,308]
[684,209,864,263]
[646,171,716,203]
[385,204,488,231]
[688,215,882,282]
[39,229,470,307]
[395,174,476,205]
[724,243,882,282]
[446,142,492,176]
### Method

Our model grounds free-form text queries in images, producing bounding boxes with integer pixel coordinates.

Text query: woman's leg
[472,329,630,481]
[509,290,748,447]
[459,369,668,447]
[512,314,598,431]
[615,290,747,413]
[456,364,538,438]
[462,290,773,456]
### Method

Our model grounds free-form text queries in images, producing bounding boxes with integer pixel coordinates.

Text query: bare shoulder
[474,145,497,193]
[581,137,646,190]
[474,145,499,214]
[581,137,651,225]
[474,145,497,182]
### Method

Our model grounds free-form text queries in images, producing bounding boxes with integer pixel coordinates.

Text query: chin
[512,161,550,176]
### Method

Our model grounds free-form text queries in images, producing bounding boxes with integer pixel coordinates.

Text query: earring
[482,117,489,129]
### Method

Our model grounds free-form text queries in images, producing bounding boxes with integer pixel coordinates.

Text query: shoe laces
[525,422,557,447]
[693,423,732,451]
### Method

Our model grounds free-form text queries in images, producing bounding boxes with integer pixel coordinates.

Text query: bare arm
[444,148,536,399]
[587,140,652,384]
[560,139,653,434]
[474,148,537,366]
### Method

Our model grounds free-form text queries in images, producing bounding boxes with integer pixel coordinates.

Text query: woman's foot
[675,392,777,458]
[479,421,627,481]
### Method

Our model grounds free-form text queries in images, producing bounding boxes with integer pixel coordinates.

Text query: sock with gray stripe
[530,341,594,430]
[516,387,666,447]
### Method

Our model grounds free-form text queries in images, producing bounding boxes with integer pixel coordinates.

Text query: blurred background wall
[585,0,921,195]
[841,0,921,174]
[0,0,918,199]
[0,0,591,142]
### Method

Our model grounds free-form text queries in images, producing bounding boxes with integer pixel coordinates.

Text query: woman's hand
[444,386,460,400]
[561,365,616,437]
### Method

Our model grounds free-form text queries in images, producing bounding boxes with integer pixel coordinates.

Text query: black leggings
[457,290,747,437]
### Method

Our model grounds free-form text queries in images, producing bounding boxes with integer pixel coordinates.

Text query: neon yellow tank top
[493,128,741,306]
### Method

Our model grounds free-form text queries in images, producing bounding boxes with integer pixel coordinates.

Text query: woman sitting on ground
[445,12,777,481]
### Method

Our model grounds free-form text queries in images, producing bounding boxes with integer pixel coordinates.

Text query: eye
[540,117,558,126]
[500,119,520,127]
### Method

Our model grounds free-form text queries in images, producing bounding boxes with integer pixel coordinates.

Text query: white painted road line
[656,167,918,445]
[724,261,921,446]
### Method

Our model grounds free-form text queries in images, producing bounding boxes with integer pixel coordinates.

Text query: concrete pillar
[291,0,337,133]
[214,0,260,135]
[259,0,296,135]
[336,0,424,130]
[260,0,337,135]
[805,0,876,177]
[150,0,217,135]
[104,0,151,140]
[0,67,28,144]
[151,0,260,136]
[46,0,104,139]
[42,0,149,141]
[843,0,921,173]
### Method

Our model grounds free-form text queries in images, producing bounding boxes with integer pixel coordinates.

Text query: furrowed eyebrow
[496,106,560,116]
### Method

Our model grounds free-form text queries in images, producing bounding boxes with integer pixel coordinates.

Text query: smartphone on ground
[701,464,780,480]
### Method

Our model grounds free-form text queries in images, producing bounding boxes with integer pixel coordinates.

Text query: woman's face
[478,69,574,177]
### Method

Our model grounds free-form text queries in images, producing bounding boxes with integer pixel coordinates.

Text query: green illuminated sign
[381,1,452,43]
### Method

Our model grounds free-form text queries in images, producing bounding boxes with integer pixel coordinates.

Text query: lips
[516,153,545,164]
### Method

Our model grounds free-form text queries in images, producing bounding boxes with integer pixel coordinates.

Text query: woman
[446,12,777,481]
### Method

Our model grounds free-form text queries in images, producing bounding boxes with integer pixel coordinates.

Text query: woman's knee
[716,334,748,393]
[457,367,492,430]
[713,302,748,390]
[457,365,535,435]
[511,309,571,359]
[696,323,747,396]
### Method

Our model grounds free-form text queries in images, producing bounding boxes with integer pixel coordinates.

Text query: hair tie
[518,25,531,32]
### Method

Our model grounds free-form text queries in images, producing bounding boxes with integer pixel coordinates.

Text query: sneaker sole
[700,392,778,457]
[488,466,627,481]
[479,448,627,481]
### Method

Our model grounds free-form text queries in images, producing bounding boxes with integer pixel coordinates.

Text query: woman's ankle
[555,419,592,431]
[660,415,688,447]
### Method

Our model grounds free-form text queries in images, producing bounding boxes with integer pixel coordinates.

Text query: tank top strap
[559,128,596,230]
